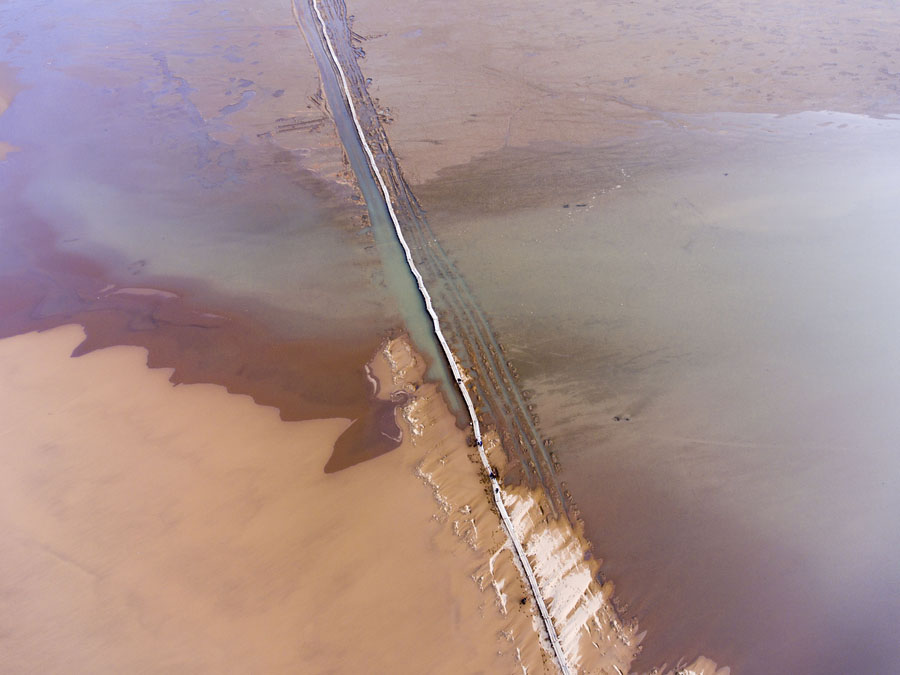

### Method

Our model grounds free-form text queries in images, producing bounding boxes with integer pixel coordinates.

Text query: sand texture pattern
[346,0,900,183]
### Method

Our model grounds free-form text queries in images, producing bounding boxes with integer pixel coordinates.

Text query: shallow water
[0,0,414,468]
[425,111,900,671]
[0,0,397,340]
[293,0,461,405]
[5,0,900,671]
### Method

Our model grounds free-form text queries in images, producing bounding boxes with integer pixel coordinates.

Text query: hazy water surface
[429,111,900,672]
[0,0,397,340]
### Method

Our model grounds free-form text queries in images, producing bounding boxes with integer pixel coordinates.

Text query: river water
[422,111,900,671]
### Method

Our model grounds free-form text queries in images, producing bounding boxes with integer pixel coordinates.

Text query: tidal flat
[343,0,900,671]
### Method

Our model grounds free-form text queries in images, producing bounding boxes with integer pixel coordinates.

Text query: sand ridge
[377,333,730,674]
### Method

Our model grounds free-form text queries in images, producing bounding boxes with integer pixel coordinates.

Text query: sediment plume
[0,326,536,672]
[0,212,405,469]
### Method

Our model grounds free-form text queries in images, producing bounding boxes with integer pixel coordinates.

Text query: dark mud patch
[326,391,410,472]
[413,141,643,219]
[0,201,406,474]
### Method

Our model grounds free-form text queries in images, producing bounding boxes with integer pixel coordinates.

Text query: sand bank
[0,325,729,673]
[0,325,532,672]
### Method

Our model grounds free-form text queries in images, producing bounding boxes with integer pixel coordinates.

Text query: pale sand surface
[0,325,537,673]
[346,0,900,183]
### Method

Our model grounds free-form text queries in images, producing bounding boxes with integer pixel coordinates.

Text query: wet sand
[0,325,544,672]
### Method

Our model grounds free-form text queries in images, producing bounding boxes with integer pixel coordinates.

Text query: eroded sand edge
[1,325,729,673]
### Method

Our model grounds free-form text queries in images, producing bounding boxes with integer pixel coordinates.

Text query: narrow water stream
[293,0,461,409]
